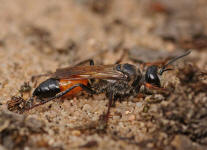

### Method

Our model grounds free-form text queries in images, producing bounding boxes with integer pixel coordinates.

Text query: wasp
[26,51,191,121]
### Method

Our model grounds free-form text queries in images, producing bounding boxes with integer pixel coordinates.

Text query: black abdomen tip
[33,78,60,98]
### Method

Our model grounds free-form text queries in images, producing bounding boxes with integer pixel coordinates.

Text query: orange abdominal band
[59,79,88,97]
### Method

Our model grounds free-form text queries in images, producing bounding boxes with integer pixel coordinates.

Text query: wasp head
[144,50,191,87]
[145,65,161,87]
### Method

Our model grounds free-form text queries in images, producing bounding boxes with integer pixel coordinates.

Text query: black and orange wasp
[22,50,191,123]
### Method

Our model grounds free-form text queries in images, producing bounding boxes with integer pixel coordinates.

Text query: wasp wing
[51,65,126,80]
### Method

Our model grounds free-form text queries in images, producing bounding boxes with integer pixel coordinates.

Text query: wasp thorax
[120,64,137,81]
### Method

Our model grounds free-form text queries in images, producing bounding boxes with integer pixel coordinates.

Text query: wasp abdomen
[33,78,60,98]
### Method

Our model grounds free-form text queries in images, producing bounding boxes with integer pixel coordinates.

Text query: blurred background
[0,0,207,150]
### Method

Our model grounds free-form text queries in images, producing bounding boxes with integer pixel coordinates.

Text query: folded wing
[51,65,126,80]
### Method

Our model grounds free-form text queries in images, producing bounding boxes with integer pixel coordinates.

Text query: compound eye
[116,64,121,71]
[145,66,161,87]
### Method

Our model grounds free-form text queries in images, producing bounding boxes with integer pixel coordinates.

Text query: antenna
[159,50,191,75]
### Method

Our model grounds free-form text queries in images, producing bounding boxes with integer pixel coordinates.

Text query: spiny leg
[142,51,190,69]
[73,59,94,66]
[143,60,168,67]
[115,48,128,64]
[31,72,52,82]
[144,83,168,92]
[26,83,96,110]
[106,96,114,121]
[31,72,53,89]
[99,93,114,129]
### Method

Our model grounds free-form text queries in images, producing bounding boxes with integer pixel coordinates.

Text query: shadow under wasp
[24,50,191,125]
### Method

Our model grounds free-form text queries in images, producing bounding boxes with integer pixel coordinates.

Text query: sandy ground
[1,0,207,150]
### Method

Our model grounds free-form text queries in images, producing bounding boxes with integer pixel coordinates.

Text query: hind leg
[25,83,96,110]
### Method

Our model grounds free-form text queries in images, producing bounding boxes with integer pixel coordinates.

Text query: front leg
[143,60,168,67]
[143,82,169,95]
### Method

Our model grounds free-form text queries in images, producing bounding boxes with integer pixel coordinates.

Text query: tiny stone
[82,104,92,111]
[125,111,131,115]
[113,115,121,120]
[136,102,143,108]
[72,130,81,136]
[128,115,136,121]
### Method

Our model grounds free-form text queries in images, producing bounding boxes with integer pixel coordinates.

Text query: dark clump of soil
[7,96,26,114]
[148,0,207,50]
[22,24,55,53]
[0,111,63,150]
[152,63,207,148]
[128,47,186,63]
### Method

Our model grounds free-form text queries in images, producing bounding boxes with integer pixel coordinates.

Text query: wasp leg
[106,95,114,121]
[144,83,167,92]
[143,60,167,67]
[73,59,94,66]
[89,59,94,66]
[31,72,52,82]
[31,73,53,88]
[26,83,96,110]
[115,49,128,64]
[98,93,114,130]
[137,93,145,98]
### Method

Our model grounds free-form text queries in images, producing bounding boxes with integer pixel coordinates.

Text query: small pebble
[113,115,121,120]
[136,102,143,108]
[72,130,81,136]
[82,104,92,111]
[128,114,136,121]
[125,111,131,114]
